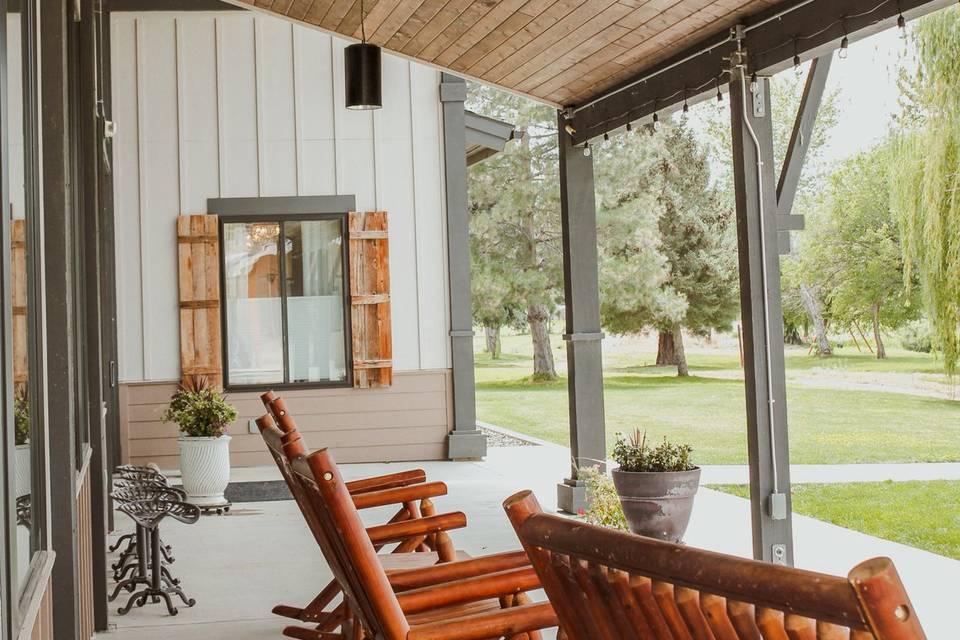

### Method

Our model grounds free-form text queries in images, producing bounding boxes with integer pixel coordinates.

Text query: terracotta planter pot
[179,435,231,507]
[611,467,701,542]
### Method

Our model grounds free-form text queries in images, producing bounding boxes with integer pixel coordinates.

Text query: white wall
[111,11,451,383]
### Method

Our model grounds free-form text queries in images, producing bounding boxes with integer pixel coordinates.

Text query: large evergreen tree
[597,123,739,376]
[467,86,562,380]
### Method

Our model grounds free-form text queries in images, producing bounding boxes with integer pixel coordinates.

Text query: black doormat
[224,480,292,503]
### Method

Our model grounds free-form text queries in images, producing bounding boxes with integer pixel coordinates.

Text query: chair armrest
[388,550,530,591]
[351,482,448,510]
[396,567,541,614]
[346,469,427,494]
[407,602,557,640]
[366,512,467,544]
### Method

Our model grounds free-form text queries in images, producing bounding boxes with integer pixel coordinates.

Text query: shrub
[579,466,627,531]
[161,375,237,438]
[898,319,933,353]
[612,428,695,472]
[14,384,29,446]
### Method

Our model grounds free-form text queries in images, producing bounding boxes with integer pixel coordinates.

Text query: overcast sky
[817,27,915,163]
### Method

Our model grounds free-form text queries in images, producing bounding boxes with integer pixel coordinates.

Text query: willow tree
[891,7,960,373]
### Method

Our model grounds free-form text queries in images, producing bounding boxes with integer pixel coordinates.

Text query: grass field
[476,333,960,465]
[711,481,960,560]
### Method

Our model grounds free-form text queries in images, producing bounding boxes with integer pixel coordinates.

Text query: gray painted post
[557,112,606,514]
[40,0,81,635]
[441,73,486,460]
[729,69,795,564]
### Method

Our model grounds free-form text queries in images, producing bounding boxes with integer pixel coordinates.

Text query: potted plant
[13,385,31,498]
[610,428,699,542]
[161,376,237,507]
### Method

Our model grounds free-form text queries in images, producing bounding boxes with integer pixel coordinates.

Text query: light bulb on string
[652,111,661,132]
[716,77,723,102]
[583,143,591,157]
[682,99,689,114]
[749,73,758,94]
[603,132,609,142]
[839,36,849,59]
[626,122,632,133]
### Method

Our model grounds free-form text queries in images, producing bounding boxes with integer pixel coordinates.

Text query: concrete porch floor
[97,443,958,639]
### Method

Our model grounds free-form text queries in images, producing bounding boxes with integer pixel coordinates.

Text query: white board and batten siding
[111,11,453,467]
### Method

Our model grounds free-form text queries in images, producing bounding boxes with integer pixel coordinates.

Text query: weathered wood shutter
[349,211,392,388]
[11,219,27,386]
[176,215,223,388]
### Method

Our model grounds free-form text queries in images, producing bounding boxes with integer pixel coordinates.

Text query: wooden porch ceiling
[228,0,780,107]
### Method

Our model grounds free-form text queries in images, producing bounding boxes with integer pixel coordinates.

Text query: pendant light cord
[360,0,367,43]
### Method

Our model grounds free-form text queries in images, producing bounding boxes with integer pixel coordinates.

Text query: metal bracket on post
[751,79,765,118]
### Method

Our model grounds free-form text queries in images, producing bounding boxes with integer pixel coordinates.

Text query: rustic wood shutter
[176,215,223,388]
[11,219,27,386]
[349,211,392,388]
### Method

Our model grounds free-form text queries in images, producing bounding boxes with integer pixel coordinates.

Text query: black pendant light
[345,0,382,110]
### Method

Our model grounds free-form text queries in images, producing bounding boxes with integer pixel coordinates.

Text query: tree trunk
[527,305,556,380]
[800,284,832,356]
[657,328,689,376]
[673,327,689,377]
[656,331,677,365]
[871,302,886,359]
[484,326,501,359]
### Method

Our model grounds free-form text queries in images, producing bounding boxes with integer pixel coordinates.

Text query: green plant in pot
[610,428,699,542]
[161,375,237,508]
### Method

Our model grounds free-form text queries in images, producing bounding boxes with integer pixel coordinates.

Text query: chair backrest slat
[504,491,924,640]
[292,450,410,640]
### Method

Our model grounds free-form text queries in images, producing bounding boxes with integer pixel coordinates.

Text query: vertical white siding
[111,11,450,382]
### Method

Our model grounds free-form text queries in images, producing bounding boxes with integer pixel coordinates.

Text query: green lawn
[711,481,960,560]
[476,333,959,464]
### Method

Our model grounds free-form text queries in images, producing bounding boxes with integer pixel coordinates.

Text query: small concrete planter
[179,435,232,507]
[611,467,701,542]
[15,443,31,498]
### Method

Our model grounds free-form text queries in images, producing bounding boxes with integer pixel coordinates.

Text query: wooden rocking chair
[262,391,453,560]
[284,446,558,639]
[257,410,475,633]
[504,490,927,640]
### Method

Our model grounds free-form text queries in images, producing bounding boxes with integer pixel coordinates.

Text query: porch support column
[441,73,487,460]
[41,0,81,635]
[729,64,794,564]
[557,112,606,514]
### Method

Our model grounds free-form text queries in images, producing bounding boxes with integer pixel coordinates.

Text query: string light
[652,111,661,132]
[583,143,591,157]
[626,122,632,132]
[576,0,902,140]
[749,72,758,93]
[603,132,609,142]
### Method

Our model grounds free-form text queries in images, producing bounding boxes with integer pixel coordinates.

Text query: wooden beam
[777,55,832,218]
[729,69,794,565]
[556,111,606,514]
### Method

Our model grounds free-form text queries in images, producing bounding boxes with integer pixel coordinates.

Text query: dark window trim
[210,196,356,393]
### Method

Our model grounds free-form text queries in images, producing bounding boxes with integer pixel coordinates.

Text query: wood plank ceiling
[229,0,781,107]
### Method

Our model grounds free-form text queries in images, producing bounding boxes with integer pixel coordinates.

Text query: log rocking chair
[257,408,471,634]
[284,446,559,639]
[504,490,926,640]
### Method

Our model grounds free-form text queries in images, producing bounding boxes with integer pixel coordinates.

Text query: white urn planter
[14,444,31,498]
[179,435,231,507]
